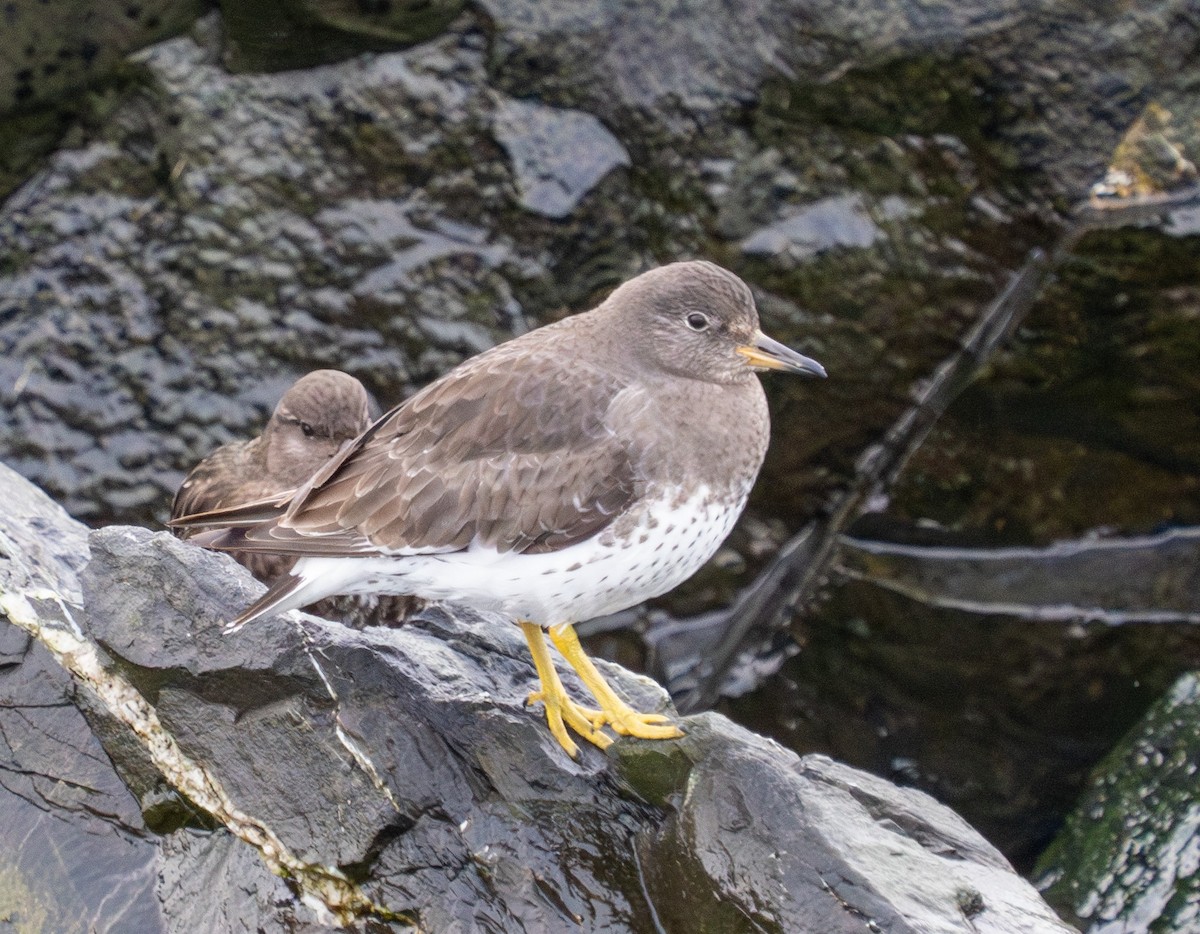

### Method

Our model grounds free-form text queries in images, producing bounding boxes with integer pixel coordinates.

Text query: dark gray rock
[0,462,163,933]
[156,828,324,933]
[492,95,631,219]
[0,27,535,525]
[711,530,1200,869]
[481,0,1197,193]
[0,461,1072,931]
[221,0,466,72]
[741,193,890,260]
[5,1,1198,536]
[837,529,1200,625]
[3,7,1199,916]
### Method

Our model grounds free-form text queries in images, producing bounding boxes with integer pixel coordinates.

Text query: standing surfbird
[171,370,416,626]
[172,261,826,757]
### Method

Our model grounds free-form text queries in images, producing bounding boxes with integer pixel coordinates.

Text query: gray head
[604,260,826,385]
[263,369,373,479]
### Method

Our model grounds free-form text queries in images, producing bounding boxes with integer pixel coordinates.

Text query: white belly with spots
[289,484,748,625]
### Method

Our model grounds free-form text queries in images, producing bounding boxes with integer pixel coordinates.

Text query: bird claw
[522,621,683,757]
[591,705,684,740]
[526,690,612,756]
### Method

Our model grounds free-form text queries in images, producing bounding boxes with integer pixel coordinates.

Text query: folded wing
[178,342,640,559]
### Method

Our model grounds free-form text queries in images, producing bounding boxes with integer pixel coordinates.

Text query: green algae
[1036,672,1200,931]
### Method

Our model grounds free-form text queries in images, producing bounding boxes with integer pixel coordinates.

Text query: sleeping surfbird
[171,370,417,626]
[172,261,826,757]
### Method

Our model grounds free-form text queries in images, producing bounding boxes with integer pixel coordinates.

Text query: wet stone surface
[0,461,1074,931]
[0,461,162,932]
[0,0,199,116]
[888,226,1200,544]
[2,2,1200,923]
[8,1,1196,535]
[721,530,1200,872]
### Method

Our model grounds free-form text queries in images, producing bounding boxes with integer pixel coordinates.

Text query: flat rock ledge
[0,461,1072,933]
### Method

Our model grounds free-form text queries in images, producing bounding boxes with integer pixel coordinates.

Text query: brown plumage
[173,261,826,757]
[171,370,418,625]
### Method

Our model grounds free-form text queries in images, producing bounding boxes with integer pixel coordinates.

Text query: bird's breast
[623,377,770,497]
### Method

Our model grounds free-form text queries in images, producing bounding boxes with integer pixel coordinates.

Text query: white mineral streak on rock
[297,621,403,813]
[0,587,402,927]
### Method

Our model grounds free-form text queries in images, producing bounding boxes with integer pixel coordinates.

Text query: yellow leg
[548,623,684,741]
[519,621,612,758]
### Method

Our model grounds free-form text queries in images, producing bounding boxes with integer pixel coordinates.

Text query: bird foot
[525,690,613,757]
[590,702,684,740]
[547,622,685,742]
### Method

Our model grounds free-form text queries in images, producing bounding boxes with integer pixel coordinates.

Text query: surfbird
[171,370,417,627]
[172,261,826,757]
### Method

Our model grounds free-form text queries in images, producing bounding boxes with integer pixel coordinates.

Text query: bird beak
[737,330,827,377]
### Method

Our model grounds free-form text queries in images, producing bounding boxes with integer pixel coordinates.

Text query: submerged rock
[0,461,1072,931]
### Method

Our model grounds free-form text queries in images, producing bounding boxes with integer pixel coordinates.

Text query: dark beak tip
[746,331,827,379]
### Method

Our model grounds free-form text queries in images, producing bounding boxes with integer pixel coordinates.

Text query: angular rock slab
[0,462,162,932]
[1,458,1072,931]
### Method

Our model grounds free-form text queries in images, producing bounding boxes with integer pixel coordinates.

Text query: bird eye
[686,312,709,331]
[300,421,315,437]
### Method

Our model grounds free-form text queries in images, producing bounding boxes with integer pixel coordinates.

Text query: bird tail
[223,557,363,633]
[225,573,307,633]
[169,492,293,531]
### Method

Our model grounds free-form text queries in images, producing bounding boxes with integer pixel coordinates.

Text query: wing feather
[217,334,642,559]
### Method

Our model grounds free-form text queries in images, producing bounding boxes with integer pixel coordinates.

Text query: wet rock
[0,28,538,526]
[221,0,466,72]
[482,0,1197,194]
[0,634,166,933]
[718,524,1200,870]
[741,193,889,260]
[3,3,1200,892]
[837,528,1200,624]
[4,2,1198,538]
[0,462,162,932]
[888,223,1200,544]
[635,720,1074,934]
[492,96,630,219]
[0,461,1072,931]
[1035,672,1200,933]
[156,828,319,931]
